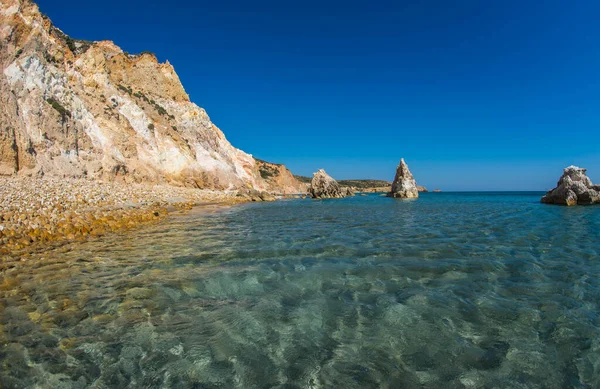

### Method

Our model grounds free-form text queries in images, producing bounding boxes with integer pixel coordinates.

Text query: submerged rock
[387,159,419,199]
[541,166,600,206]
[308,169,346,199]
[236,189,276,202]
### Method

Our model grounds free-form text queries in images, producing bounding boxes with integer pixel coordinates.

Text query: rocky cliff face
[388,158,419,198]
[0,0,303,192]
[254,159,307,194]
[541,166,600,206]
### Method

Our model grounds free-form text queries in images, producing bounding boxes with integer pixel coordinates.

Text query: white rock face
[0,0,303,192]
[387,158,419,198]
[541,166,600,206]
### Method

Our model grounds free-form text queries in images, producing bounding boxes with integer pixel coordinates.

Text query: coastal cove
[2,192,600,388]
[2,0,600,388]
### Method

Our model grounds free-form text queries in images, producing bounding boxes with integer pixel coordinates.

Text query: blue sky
[36,0,600,190]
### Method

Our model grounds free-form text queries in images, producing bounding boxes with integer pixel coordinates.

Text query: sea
[1,192,599,388]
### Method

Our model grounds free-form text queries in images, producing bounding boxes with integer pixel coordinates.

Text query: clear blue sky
[36,0,600,190]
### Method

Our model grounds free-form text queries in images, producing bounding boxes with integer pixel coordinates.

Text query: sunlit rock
[541,166,600,206]
[0,0,303,193]
[308,169,346,199]
[387,159,419,198]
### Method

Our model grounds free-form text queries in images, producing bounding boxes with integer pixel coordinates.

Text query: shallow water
[1,192,600,388]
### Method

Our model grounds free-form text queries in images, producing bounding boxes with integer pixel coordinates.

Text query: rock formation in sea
[308,169,346,199]
[387,158,419,198]
[417,185,428,192]
[0,0,303,193]
[541,166,600,206]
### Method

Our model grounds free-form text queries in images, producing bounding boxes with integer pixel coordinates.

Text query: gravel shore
[0,177,247,254]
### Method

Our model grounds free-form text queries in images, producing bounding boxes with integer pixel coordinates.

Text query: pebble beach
[0,177,246,254]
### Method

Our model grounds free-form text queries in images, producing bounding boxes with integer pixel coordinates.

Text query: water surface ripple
[1,192,600,388]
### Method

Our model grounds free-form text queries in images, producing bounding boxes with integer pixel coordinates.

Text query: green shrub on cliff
[46,98,71,120]
[117,84,133,95]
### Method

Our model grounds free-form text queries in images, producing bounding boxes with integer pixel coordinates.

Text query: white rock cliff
[0,0,303,193]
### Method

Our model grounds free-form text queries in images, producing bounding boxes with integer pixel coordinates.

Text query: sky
[35,0,600,190]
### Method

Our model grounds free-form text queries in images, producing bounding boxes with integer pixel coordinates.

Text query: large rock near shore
[308,169,346,199]
[387,158,419,198]
[0,0,303,193]
[541,166,600,206]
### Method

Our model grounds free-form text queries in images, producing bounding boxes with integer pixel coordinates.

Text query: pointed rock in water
[387,159,419,198]
[308,169,346,199]
[541,166,600,206]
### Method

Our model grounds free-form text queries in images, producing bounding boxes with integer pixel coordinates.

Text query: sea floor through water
[1,192,599,388]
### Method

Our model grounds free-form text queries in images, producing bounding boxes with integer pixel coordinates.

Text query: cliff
[255,159,307,194]
[0,0,303,192]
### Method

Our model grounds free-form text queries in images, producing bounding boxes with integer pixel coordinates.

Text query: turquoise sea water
[1,192,600,388]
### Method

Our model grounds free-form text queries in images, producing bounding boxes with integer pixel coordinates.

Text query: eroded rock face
[254,159,307,194]
[387,159,419,198]
[308,169,346,199]
[541,166,600,206]
[0,0,302,193]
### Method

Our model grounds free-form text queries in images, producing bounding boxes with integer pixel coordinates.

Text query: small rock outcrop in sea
[541,166,600,206]
[308,169,346,199]
[417,185,428,192]
[387,159,419,198]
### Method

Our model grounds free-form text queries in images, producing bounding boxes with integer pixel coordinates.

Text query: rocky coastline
[0,0,308,256]
[0,0,305,194]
